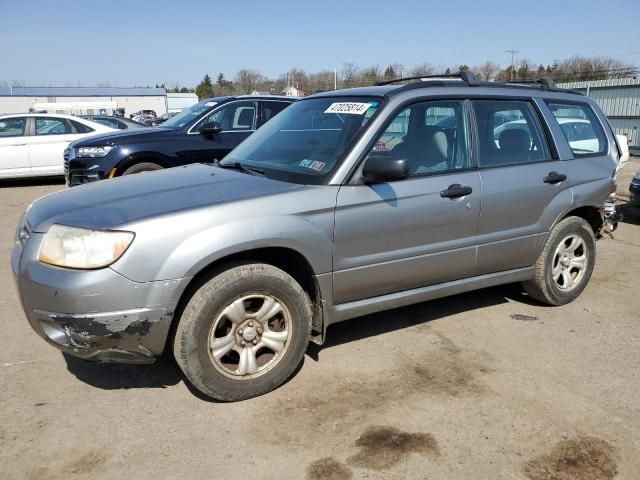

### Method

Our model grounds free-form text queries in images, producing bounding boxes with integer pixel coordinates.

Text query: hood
[26,164,303,232]
[71,126,176,148]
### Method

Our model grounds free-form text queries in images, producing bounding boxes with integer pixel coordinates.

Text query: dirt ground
[1,160,639,480]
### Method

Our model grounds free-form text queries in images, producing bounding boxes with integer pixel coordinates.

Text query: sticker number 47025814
[324,102,371,115]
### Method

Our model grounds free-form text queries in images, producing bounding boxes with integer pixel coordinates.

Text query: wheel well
[166,247,322,355]
[561,206,603,234]
[116,154,170,176]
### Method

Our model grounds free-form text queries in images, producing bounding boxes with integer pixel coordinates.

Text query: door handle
[543,171,567,184]
[440,184,473,198]
[9,142,27,146]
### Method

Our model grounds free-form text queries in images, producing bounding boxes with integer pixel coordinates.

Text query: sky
[1,0,639,88]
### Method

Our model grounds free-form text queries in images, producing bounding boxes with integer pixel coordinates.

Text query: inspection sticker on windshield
[298,159,326,172]
[324,102,371,115]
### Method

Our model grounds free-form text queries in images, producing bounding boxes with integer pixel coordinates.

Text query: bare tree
[235,69,265,93]
[476,61,500,81]
[410,63,435,77]
[341,62,359,88]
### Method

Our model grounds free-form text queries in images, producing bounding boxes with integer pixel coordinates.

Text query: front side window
[0,117,27,138]
[260,101,290,126]
[200,101,258,132]
[223,96,383,184]
[546,102,606,156]
[369,100,471,176]
[162,100,216,129]
[473,100,550,167]
[35,118,72,136]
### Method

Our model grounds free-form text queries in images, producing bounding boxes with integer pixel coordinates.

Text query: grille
[63,148,70,175]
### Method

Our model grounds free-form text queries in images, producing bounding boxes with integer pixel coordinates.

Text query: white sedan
[0,113,115,179]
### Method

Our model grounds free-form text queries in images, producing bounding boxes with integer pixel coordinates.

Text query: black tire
[173,263,312,401]
[523,216,596,306]
[122,162,163,175]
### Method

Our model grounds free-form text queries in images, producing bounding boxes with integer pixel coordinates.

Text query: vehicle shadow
[62,283,537,398]
[63,354,182,390]
[0,176,65,188]
[306,282,536,360]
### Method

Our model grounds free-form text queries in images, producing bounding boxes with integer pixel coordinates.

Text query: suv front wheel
[173,263,312,401]
[523,216,596,305]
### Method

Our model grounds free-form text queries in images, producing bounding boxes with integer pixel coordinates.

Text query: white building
[167,92,198,115]
[0,86,168,117]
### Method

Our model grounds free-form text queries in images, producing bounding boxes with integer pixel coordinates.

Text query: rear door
[182,100,258,163]
[0,116,30,177]
[472,99,571,275]
[28,117,78,175]
[333,99,481,304]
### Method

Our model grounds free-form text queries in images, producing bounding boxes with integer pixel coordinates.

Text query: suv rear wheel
[173,263,312,401]
[523,216,596,305]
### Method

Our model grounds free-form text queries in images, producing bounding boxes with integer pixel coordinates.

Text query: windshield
[162,100,217,129]
[223,96,383,184]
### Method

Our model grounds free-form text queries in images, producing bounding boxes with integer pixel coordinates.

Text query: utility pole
[506,50,519,80]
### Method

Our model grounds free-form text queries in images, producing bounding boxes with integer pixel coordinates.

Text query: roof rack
[380,72,583,96]
[376,71,478,86]
[504,78,558,89]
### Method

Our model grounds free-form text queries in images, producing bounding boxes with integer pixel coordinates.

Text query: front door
[333,99,480,304]
[0,116,30,177]
[180,100,258,164]
[471,99,572,275]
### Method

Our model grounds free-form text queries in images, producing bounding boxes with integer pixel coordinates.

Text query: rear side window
[35,118,72,136]
[472,100,550,167]
[70,120,94,133]
[546,102,606,156]
[0,117,27,137]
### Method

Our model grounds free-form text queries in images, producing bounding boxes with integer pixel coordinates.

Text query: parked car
[82,115,146,130]
[13,74,619,401]
[0,114,114,179]
[630,169,640,204]
[129,109,157,120]
[65,95,295,186]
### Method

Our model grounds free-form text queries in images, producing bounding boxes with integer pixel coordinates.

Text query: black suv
[65,95,295,186]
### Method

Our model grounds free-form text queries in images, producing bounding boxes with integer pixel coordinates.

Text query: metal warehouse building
[558,78,640,154]
[0,86,167,118]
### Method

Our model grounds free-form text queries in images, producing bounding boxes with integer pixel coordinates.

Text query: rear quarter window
[546,102,607,157]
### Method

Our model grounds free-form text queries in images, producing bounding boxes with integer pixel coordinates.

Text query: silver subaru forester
[13,73,620,401]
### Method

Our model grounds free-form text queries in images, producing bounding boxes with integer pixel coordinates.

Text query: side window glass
[200,102,257,132]
[472,100,550,167]
[369,100,470,177]
[70,120,94,133]
[260,101,290,126]
[0,118,27,138]
[546,102,606,156]
[35,118,72,136]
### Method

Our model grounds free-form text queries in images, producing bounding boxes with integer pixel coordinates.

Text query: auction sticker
[324,102,371,115]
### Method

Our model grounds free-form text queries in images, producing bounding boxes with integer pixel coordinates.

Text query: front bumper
[630,179,640,203]
[12,231,190,363]
[64,148,113,187]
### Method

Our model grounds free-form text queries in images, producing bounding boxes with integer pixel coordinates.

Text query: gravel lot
[1,160,639,480]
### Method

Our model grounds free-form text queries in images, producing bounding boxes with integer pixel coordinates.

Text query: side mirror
[200,122,222,136]
[362,154,410,183]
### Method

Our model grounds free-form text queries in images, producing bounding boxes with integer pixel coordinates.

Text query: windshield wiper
[214,160,265,177]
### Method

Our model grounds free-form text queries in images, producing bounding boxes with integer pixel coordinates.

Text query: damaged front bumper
[12,231,190,364]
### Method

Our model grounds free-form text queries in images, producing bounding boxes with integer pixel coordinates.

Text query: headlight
[38,225,134,269]
[77,145,113,158]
